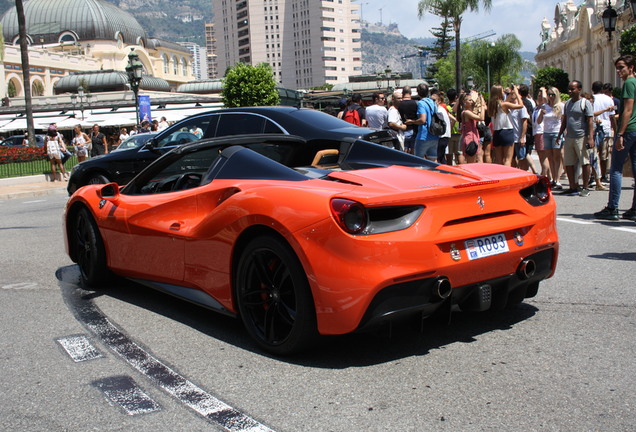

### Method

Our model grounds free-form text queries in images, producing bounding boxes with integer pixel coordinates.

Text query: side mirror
[97,182,120,201]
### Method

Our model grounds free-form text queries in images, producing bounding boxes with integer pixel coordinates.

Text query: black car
[67,106,398,194]
[1,134,45,147]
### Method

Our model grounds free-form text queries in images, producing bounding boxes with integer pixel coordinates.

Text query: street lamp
[70,85,92,120]
[126,48,143,125]
[602,1,618,41]
[376,66,401,94]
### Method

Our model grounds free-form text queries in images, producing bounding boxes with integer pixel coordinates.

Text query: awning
[0,115,70,132]
[55,117,95,130]
[83,113,138,127]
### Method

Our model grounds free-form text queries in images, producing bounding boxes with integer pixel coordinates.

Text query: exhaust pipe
[434,277,452,300]
[517,259,536,280]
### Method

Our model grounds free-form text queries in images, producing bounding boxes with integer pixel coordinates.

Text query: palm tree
[418,0,492,93]
[16,0,36,146]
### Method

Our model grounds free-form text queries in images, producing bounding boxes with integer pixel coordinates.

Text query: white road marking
[1,282,39,290]
[612,227,636,233]
[22,200,46,204]
[56,335,103,362]
[93,376,161,416]
[556,217,594,225]
[66,284,276,431]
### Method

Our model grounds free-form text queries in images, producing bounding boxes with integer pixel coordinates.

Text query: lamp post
[602,1,618,41]
[126,48,143,125]
[70,85,92,120]
[376,66,401,94]
[486,41,495,92]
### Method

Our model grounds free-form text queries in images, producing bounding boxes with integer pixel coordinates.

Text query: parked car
[67,106,399,195]
[63,133,559,355]
[0,134,45,147]
[112,132,157,152]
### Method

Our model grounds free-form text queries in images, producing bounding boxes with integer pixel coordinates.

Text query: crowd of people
[336,55,636,222]
[39,115,173,181]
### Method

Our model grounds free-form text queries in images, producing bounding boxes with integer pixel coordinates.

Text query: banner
[138,95,152,123]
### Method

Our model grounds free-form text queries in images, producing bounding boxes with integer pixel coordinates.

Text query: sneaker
[552,182,563,191]
[561,188,579,196]
[600,176,609,184]
[622,208,636,221]
[594,206,619,220]
[579,188,590,197]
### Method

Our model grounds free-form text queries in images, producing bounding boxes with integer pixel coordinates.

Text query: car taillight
[536,175,551,203]
[520,175,551,206]
[330,198,368,234]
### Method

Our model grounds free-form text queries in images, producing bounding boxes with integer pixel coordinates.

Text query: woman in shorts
[532,89,549,177]
[71,124,89,163]
[488,84,524,166]
[537,87,564,189]
[45,125,67,181]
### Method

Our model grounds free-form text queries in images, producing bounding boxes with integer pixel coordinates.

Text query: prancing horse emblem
[477,196,485,210]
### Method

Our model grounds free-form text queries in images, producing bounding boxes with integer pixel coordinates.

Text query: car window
[114,134,154,151]
[136,147,221,194]
[154,115,216,148]
[216,113,282,136]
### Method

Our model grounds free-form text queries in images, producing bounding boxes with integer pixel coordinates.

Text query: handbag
[465,140,479,156]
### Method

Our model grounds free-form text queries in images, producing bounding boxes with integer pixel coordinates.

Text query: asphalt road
[0,183,634,431]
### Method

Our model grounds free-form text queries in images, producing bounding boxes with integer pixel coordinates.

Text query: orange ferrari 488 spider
[64,134,559,354]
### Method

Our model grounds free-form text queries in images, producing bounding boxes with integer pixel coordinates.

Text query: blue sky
[358,0,559,53]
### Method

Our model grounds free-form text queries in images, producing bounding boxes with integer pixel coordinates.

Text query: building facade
[178,42,209,80]
[0,0,195,100]
[212,0,362,89]
[535,0,635,89]
[205,22,219,79]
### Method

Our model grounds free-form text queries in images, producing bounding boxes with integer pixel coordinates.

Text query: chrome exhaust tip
[434,277,452,300]
[518,259,536,280]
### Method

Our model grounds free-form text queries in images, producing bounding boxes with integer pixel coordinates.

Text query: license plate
[465,233,509,260]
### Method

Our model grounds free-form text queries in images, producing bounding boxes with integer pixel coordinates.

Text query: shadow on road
[588,252,636,261]
[56,264,539,368]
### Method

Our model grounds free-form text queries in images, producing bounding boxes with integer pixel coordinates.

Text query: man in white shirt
[592,81,617,184]
[387,91,406,151]
[365,93,388,130]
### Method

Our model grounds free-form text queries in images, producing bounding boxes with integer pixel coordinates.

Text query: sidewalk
[0,174,68,200]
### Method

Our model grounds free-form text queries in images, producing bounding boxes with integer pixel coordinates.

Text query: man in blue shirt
[406,83,439,161]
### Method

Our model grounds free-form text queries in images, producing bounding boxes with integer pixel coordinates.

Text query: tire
[73,207,112,287]
[235,235,317,355]
[87,174,110,185]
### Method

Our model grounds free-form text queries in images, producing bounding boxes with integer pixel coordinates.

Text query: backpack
[425,99,446,136]
[342,106,362,126]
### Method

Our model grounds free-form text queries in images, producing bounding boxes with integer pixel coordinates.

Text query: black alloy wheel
[73,207,111,287]
[87,174,110,185]
[236,235,317,355]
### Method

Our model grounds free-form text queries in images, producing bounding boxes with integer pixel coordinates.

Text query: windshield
[113,133,155,151]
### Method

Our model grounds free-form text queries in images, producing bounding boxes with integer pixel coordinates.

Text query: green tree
[533,66,570,96]
[418,0,492,92]
[620,24,636,56]
[221,62,280,108]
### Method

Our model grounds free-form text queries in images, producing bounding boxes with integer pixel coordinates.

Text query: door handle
[169,222,181,231]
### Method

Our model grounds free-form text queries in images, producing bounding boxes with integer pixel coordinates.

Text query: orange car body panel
[65,161,558,335]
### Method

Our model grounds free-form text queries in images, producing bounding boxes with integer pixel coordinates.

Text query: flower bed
[0,146,47,164]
